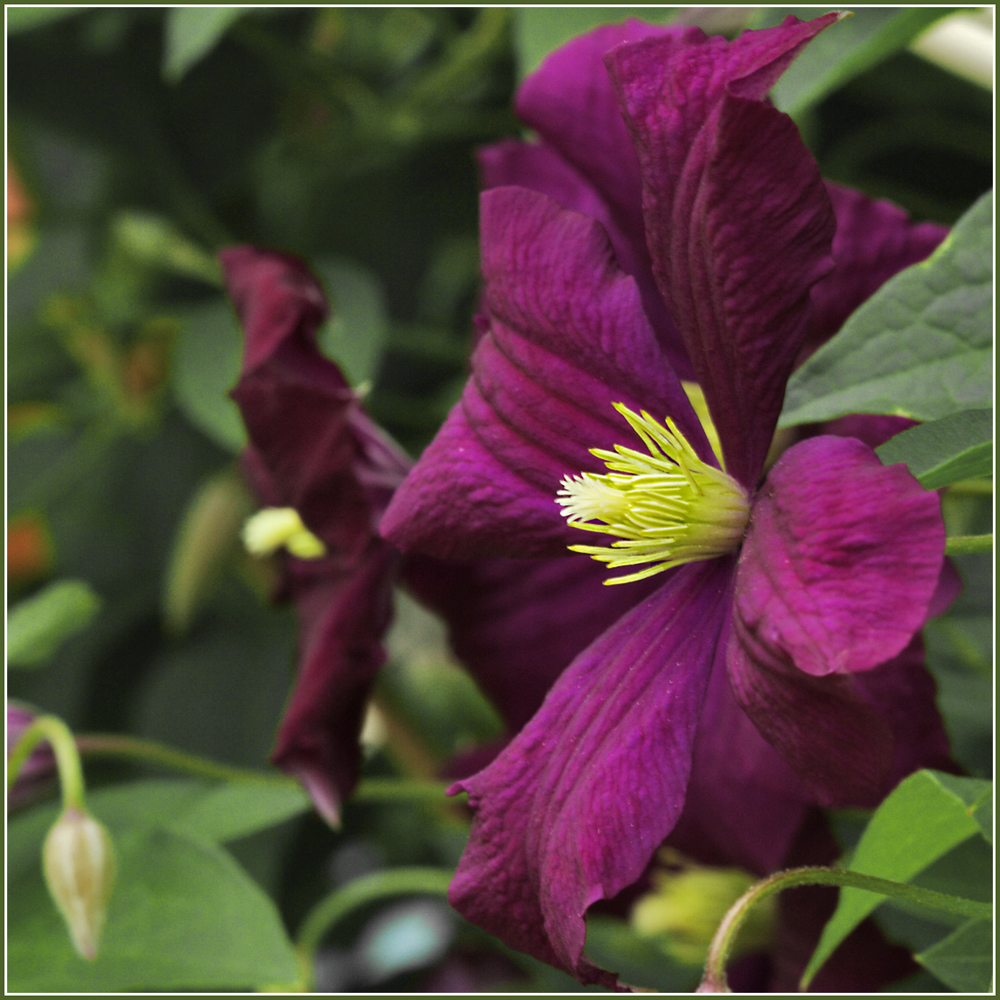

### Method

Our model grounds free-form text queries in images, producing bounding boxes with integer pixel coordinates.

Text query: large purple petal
[666,656,812,874]
[804,182,949,356]
[448,558,734,985]
[271,542,399,826]
[402,553,664,733]
[608,15,839,487]
[727,435,945,805]
[382,187,703,559]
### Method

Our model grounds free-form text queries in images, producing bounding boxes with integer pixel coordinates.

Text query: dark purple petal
[402,553,664,733]
[448,559,734,985]
[224,246,410,551]
[728,623,895,808]
[820,412,918,451]
[735,436,945,679]
[382,187,703,559]
[608,15,839,487]
[666,656,812,874]
[271,542,399,826]
[804,182,949,356]
[853,636,959,788]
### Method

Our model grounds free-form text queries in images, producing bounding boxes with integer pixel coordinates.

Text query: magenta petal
[735,436,945,678]
[271,542,398,825]
[804,182,948,355]
[383,187,703,559]
[607,15,839,486]
[448,559,734,985]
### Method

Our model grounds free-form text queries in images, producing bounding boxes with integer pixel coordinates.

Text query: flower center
[555,403,749,585]
[242,507,327,559]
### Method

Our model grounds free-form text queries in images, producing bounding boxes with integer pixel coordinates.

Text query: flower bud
[42,807,116,960]
[631,854,773,966]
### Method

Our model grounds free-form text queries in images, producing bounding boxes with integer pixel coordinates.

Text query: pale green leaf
[781,191,993,427]
[802,770,987,987]
[162,7,247,83]
[7,579,102,668]
[876,408,993,489]
[172,300,246,452]
[8,824,299,990]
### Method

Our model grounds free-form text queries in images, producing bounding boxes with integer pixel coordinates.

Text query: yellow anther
[242,507,326,559]
[556,404,749,584]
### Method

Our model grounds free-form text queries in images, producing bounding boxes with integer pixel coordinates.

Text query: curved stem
[296,866,453,963]
[77,734,449,800]
[8,715,86,811]
[698,865,992,992]
[945,533,992,555]
[75,734,294,786]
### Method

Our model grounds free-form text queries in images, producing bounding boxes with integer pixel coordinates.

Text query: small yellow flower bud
[43,807,116,960]
[631,855,773,966]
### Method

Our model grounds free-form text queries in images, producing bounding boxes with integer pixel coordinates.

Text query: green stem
[77,735,449,804]
[945,533,992,555]
[699,865,992,992]
[947,479,993,495]
[296,867,453,963]
[75,734,294,786]
[8,715,86,811]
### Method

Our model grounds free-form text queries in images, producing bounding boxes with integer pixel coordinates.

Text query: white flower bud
[42,807,116,960]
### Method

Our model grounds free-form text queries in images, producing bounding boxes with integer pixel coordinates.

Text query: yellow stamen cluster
[242,507,327,559]
[556,403,749,584]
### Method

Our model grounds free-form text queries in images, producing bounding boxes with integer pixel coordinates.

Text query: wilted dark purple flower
[381,15,952,986]
[223,246,410,826]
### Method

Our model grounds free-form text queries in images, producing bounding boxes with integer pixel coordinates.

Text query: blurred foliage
[7,7,993,993]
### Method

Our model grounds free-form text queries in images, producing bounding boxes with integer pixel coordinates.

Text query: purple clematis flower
[381,15,951,987]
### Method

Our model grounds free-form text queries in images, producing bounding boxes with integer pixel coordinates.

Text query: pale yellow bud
[43,807,116,960]
[631,859,773,966]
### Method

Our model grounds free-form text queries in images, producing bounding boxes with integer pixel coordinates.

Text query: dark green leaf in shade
[7,579,103,668]
[876,409,993,489]
[584,916,701,993]
[313,258,389,387]
[801,770,987,987]
[8,825,299,991]
[172,300,246,452]
[780,190,993,427]
[917,918,994,993]
[162,7,248,84]
[753,7,958,119]
[972,788,992,845]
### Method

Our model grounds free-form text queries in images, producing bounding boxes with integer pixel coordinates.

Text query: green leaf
[7,579,102,668]
[162,7,247,84]
[802,770,987,987]
[513,7,678,78]
[972,788,992,845]
[876,409,993,489]
[753,8,958,119]
[780,190,993,427]
[313,258,389,387]
[8,824,299,991]
[9,779,310,883]
[917,918,994,993]
[172,300,246,452]
[5,7,86,33]
[112,211,222,286]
